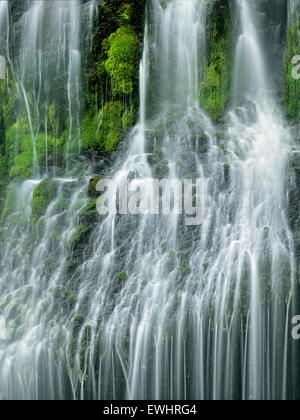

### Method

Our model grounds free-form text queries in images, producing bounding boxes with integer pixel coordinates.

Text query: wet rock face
[287,152,300,260]
[88,174,103,197]
[31,179,59,225]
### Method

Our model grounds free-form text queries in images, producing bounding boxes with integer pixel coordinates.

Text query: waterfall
[233,0,269,96]
[63,0,294,399]
[1,0,96,177]
[288,0,300,24]
[0,0,298,400]
[0,0,97,400]
[0,1,9,60]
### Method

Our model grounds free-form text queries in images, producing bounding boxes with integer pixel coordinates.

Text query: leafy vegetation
[31,179,59,225]
[200,1,232,119]
[285,18,300,119]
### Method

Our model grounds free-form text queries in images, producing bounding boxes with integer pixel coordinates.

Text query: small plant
[73,314,85,323]
[116,272,128,281]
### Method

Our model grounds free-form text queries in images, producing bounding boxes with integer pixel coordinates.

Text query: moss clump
[117,3,132,26]
[73,314,85,323]
[122,107,136,131]
[31,179,59,225]
[168,250,176,259]
[89,174,103,197]
[116,272,128,281]
[104,25,139,95]
[6,118,65,178]
[68,296,77,304]
[285,18,300,119]
[79,199,98,220]
[200,1,232,119]
[1,184,18,223]
[69,224,90,245]
[81,101,126,152]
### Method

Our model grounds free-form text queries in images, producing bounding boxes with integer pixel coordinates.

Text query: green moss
[31,179,59,225]
[122,106,136,131]
[14,316,22,327]
[89,174,103,197]
[168,250,176,259]
[73,314,85,323]
[116,272,128,281]
[200,2,232,119]
[81,101,126,152]
[79,199,98,218]
[55,199,69,211]
[1,183,18,223]
[104,25,139,95]
[183,265,192,275]
[117,3,132,25]
[84,324,92,330]
[285,18,300,119]
[49,286,69,298]
[69,224,90,245]
[6,118,65,178]
[68,296,77,304]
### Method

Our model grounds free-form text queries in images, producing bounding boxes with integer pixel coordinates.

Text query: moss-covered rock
[200,0,232,119]
[81,101,127,152]
[79,199,98,220]
[81,2,142,156]
[88,174,103,197]
[69,224,90,246]
[31,179,59,224]
[104,24,139,95]
[285,17,300,119]
[6,117,65,179]
[1,183,18,223]
[116,272,128,281]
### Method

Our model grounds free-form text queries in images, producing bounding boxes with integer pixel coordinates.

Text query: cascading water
[63,0,296,400]
[0,0,97,399]
[0,0,298,400]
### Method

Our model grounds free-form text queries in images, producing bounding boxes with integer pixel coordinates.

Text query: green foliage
[73,314,85,323]
[285,18,300,119]
[69,224,89,245]
[168,250,176,259]
[117,3,132,25]
[122,106,135,130]
[79,199,98,218]
[1,184,18,223]
[31,179,59,225]
[0,78,17,129]
[68,296,77,304]
[81,2,141,155]
[104,25,139,95]
[6,117,66,178]
[116,272,128,281]
[0,81,13,213]
[82,101,126,152]
[89,174,103,197]
[200,3,231,119]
